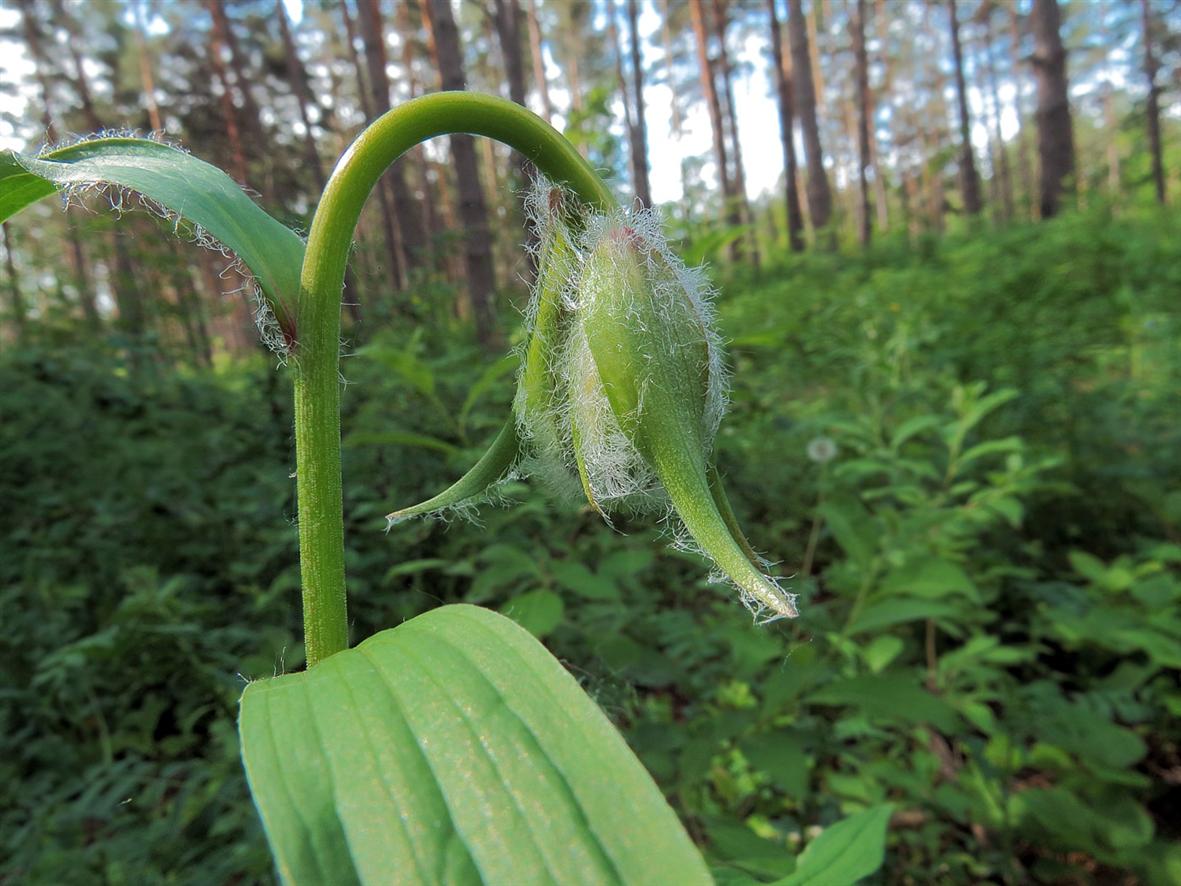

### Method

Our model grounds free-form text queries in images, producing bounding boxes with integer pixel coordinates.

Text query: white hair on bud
[518,178,798,621]
[659,508,798,624]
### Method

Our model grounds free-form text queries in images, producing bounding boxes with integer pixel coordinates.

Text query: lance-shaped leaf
[1,138,304,335]
[240,604,711,885]
[385,419,520,525]
[387,187,576,525]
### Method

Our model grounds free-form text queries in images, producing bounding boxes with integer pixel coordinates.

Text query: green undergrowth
[2,206,1179,882]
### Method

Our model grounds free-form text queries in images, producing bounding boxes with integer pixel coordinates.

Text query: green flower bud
[390,180,797,621]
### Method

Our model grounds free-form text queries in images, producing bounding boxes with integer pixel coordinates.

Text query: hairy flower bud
[390,180,797,621]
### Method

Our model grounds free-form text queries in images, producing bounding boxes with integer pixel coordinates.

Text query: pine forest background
[1,0,1180,883]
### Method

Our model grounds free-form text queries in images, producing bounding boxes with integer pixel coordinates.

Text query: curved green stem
[295,92,617,667]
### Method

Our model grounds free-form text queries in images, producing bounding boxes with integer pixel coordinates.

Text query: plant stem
[296,92,616,667]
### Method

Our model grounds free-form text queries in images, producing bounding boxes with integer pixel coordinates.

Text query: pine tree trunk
[688,0,740,251]
[1030,0,1075,218]
[276,0,325,192]
[1009,4,1036,220]
[205,2,250,185]
[870,0,891,232]
[1140,0,1166,204]
[340,0,372,118]
[984,10,1015,222]
[787,0,833,236]
[626,0,653,208]
[493,0,532,195]
[711,0,758,266]
[607,0,639,186]
[1104,87,1121,196]
[422,0,498,346]
[947,0,982,216]
[852,0,872,245]
[767,0,805,252]
[356,0,426,283]
[2,224,26,340]
[207,0,263,132]
[659,0,691,211]
[276,0,366,327]
[17,0,98,330]
[131,0,163,132]
[394,0,444,276]
[49,0,146,338]
[525,0,553,122]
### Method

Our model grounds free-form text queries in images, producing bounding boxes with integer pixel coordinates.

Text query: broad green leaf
[704,817,795,880]
[1017,787,1153,854]
[355,344,437,398]
[878,559,979,602]
[241,605,709,885]
[862,635,905,673]
[500,588,565,638]
[344,429,460,455]
[1068,550,1111,584]
[739,732,810,799]
[808,674,961,733]
[772,804,893,886]
[551,559,620,600]
[958,436,1022,467]
[819,497,877,570]
[889,414,941,449]
[2,139,303,331]
[459,353,519,431]
[846,598,964,635]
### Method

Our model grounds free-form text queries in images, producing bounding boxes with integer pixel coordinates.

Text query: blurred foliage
[2,206,1180,883]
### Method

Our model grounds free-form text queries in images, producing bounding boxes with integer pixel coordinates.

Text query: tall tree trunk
[984,10,1015,222]
[660,0,692,211]
[17,0,99,330]
[1140,0,1166,204]
[493,0,528,110]
[276,0,325,192]
[556,6,587,116]
[787,0,833,237]
[947,0,982,216]
[852,0,872,245]
[131,0,163,132]
[525,0,553,121]
[688,0,740,252]
[422,0,498,346]
[607,0,639,187]
[206,1,250,184]
[491,0,538,284]
[921,126,945,234]
[207,0,263,130]
[1030,0,1075,218]
[493,0,531,194]
[356,0,427,285]
[340,0,372,119]
[48,0,146,337]
[711,0,758,265]
[870,0,891,232]
[207,0,275,201]
[767,0,805,252]
[2,224,26,340]
[395,0,444,276]
[1104,87,1121,196]
[626,0,653,208]
[276,0,365,327]
[1009,4,1035,220]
